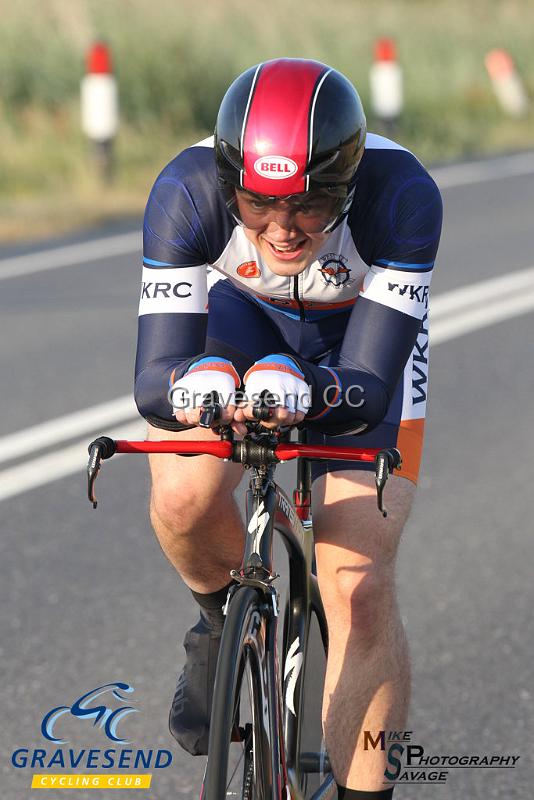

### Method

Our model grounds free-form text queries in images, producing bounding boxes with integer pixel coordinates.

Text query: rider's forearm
[135,357,196,429]
[297,360,391,434]
[298,297,424,434]
[135,350,240,429]
[134,303,210,428]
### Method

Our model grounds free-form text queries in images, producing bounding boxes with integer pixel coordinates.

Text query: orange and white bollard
[81,43,119,183]
[485,49,529,118]
[369,38,403,135]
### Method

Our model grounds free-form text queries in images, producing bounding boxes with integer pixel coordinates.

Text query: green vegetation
[0,0,533,240]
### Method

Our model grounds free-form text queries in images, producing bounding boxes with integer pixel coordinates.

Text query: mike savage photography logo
[11,682,172,790]
[364,729,520,787]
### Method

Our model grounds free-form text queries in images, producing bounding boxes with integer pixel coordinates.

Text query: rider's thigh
[312,471,415,618]
[147,423,243,523]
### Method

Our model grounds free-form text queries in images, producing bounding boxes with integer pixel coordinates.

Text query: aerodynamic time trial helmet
[214,58,366,233]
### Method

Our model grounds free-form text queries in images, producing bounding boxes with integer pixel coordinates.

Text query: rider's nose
[267,211,298,239]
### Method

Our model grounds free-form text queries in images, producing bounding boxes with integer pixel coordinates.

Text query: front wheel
[203,586,280,800]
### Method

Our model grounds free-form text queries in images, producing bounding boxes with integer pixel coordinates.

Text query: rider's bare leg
[313,470,414,792]
[147,424,244,593]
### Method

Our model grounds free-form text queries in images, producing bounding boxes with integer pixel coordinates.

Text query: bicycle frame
[87,430,401,799]
[235,457,329,797]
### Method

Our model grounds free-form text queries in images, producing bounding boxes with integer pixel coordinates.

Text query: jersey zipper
[292,276,306,322]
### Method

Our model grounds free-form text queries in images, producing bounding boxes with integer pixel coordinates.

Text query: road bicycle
[87,400,401,799]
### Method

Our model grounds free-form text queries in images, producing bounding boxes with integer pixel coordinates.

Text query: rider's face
[235,190,334,276]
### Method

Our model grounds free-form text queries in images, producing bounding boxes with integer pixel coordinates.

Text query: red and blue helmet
[214,58,366,231]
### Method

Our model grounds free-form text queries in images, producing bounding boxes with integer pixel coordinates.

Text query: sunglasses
[232,188,348,233]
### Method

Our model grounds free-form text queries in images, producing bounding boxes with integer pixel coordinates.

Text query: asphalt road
[1,155,533,799]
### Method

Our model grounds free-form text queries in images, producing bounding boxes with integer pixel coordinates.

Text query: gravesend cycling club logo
[11,681,172,791]
[318,254,354,288]
[364,729,520,787]
[41,682,138,744]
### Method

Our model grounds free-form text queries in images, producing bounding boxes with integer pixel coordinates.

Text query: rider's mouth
[264,239,307,260]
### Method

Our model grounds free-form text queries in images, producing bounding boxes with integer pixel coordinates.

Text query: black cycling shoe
[169,610,223,756]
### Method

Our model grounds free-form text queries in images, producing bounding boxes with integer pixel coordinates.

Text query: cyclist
[135,58,442,799]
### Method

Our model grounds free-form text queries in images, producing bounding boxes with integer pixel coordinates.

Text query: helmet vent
[220,140,244,172]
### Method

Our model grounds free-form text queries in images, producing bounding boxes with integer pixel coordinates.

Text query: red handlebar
[115,440,234,457]
[114,440,381,463]
[88,437,400,514]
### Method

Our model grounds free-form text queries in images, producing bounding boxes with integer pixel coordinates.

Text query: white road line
[0,231,140,282]
[431,287,534,345]
[0,151,533,282]
[430,151,534,189]
[0,395,137,465]
[431,265,534,318]
[0,420,145,503]
[1,267,534,502]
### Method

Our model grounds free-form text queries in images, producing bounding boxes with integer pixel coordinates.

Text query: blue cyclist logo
[318,253,354,288]
[41,683,139,744]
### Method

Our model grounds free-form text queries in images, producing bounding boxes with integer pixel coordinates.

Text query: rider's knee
[150,476,209,535]
[321,565,396,648]
[150,459,242,536]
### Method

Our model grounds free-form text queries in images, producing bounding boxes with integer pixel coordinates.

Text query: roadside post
[369,38,403,137]
[485,49,529,118]
[81,43,119,184]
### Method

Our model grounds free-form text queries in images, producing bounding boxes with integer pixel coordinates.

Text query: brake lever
[252,390,275,423]
[375,448,402,517]
[87,436,117,509]
[199,391,222,429]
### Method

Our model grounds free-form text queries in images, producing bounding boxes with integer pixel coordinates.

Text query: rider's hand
[234,355,311,430]
[169,357,240,429]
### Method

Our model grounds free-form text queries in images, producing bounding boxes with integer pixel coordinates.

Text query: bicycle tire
[203,585,276,800]
[282,575,331,798]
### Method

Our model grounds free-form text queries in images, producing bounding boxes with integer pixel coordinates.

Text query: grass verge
[1,0,533,242]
